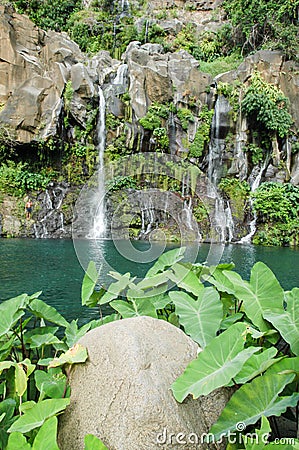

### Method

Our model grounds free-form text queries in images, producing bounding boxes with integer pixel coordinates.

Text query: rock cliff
[0,2,299,243]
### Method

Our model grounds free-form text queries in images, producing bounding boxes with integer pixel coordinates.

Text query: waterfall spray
[92,87,106,238]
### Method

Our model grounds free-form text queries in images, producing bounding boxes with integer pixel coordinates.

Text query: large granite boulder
[58,316,231,450]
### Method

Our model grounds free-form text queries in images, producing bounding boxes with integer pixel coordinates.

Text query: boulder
[58,316,231,450]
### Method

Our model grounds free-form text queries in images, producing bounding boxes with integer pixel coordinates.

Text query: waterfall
[140,195,155,236]
[92,87,106,238]
[225,202,234,242]
[239,157,269,244]
[207,95,230,186]
[207,94,234,242]
[182,197,194,231]
[113,64,128,95]
[121,0,130,12]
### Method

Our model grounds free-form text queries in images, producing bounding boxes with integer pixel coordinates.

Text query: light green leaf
[263,288,299,356]
[111,298,157,319]
[24,327,59,345]
[15,363,28,397]
[207,268,236,295]
[8,398,70,433]
[0,398,16,449]
[146,247,185,277]
[168,263,204,296]
[171,323,260,402]
[220,313,243,330]
[81,261,99,306]
[34,370,67,399]
[170,287,223,348]
[48,343,88,368]
[242,416,271,450]
[65,320,92,348]
[265,356,299,376]
[233,347,278,384]
[223,262,284,331]
[136,272,169,290]
[6,432,31,450]
[99,273,132,305]
[29,334,62,349]
[208,373,299,442]
[29,299,68,327]
[32,416,59,450]
[84,434,108,450]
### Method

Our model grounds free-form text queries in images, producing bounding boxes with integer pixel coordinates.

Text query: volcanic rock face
[1,3,299,240]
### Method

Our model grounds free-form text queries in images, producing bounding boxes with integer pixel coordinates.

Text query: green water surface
[0,239,298,324]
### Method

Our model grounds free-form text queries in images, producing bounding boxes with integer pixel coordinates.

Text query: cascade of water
[182,197,194,231]
[207,95,230,186]
[239,157,269,244]
[225,202,234,242]
[121,0,130,13]
[207,94,233,242]
[214,198,226,243]
[140,195,155,236]
[92,87,106,238]
[113,64,128,95]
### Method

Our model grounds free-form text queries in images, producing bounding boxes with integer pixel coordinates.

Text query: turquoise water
[0,239,298,324]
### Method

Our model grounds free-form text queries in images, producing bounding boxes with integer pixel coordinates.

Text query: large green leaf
[99,273,132,305]
[207,268,236,295]
[263,288,299,356]
[146,247,185,277]
[29,333,62,349]
[6,432,31,450]
[81,261,99,306]
[65,320,92,348]
[233,347,279,384]
[35,370,67,399]
[0,399,16,449]
[223,262,284,331]
[208,373,299,442]
[84,434,108,450]
[242,415,271,450]
[32,416,59,450]
[0,304,24,339]
[170,287,223,348]
[48,343,88,368]
[168,263,204,296]
[8,398,70,433]
[110,298,157,319]
[265,356,299,376]
[29,299,68,327]
[171,323,260,402]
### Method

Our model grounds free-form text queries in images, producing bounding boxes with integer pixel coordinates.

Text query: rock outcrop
[58,316,231,450]
[1,3,299,241]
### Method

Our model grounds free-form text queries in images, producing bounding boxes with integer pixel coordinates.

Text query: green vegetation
[1,249,299,446]
[82,248,299,445]
[242,72,293,139]
[0,161,55,197]
[223,0,299,58]
[252,182,299,246]
[219,177,250,220]
[189,106,214,158]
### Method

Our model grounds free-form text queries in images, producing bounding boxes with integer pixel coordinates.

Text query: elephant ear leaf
[171,322,259,402]
[208,372,299,442]
[223,262,284,331]
[263,287,299,356]
[170,287,222,348]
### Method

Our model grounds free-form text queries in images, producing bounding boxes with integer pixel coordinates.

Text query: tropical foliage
[82,248,299,447]
[0,291,110,449]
